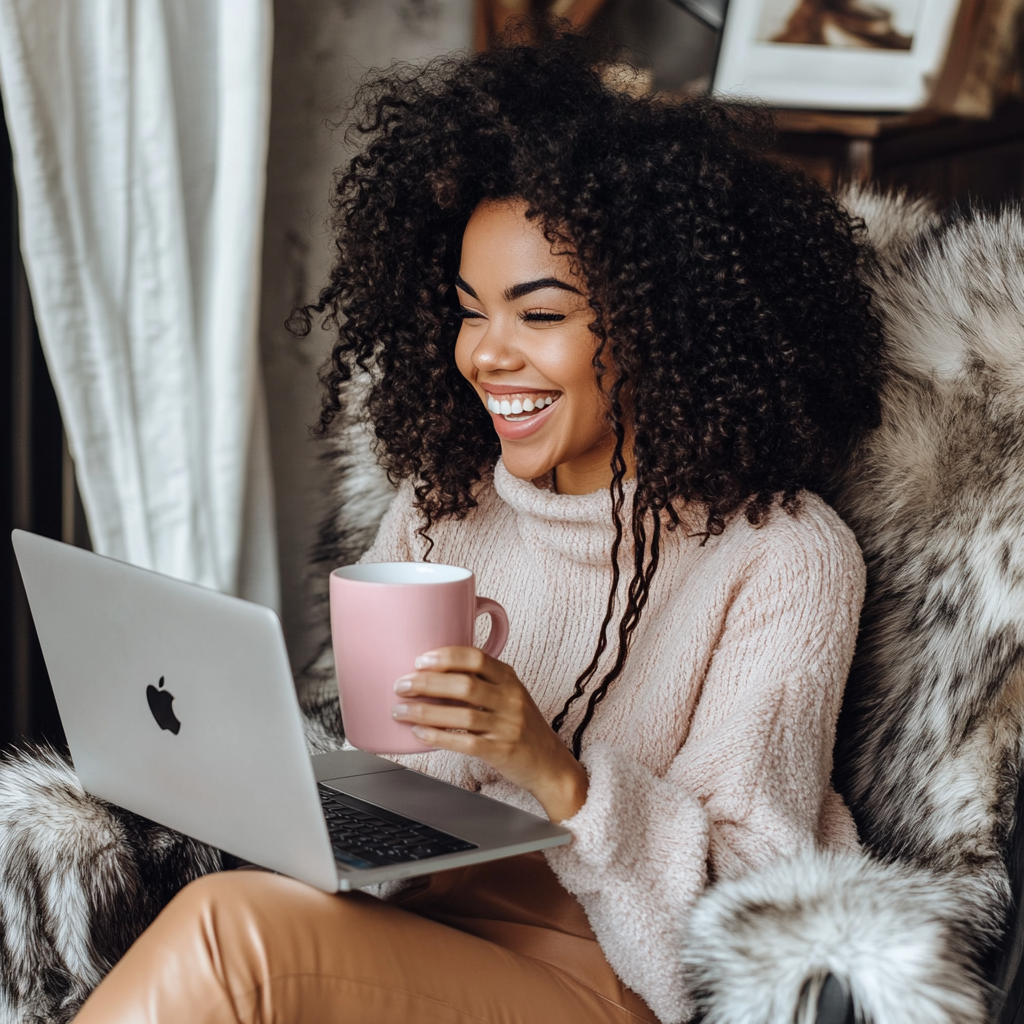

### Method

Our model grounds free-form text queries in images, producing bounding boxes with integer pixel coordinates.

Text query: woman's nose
[471,320,524,372]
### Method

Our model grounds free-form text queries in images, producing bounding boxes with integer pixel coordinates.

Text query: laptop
[11,530,570,892]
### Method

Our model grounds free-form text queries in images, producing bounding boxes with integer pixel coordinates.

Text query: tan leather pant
[75,853,658,1024]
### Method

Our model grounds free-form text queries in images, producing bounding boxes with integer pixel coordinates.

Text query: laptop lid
[11,530,340,891]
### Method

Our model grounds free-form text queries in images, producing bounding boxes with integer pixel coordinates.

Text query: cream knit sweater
[358,460,865,1023]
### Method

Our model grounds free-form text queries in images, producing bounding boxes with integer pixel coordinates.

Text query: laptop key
[415,827,455,841]
[408,844,444,858]
[333,848,375,869]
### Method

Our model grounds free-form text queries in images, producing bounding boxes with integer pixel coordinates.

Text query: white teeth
[484,393,558,416]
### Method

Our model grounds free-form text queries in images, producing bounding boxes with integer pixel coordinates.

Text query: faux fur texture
[684,850,988,1024]
[0,745,222,1022]
[836,189,1024,939]
[296,372,394,751]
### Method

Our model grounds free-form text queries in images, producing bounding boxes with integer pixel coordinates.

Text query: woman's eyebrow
[504,277,581,301]
[455,274,582,302]
[455,274,479,299]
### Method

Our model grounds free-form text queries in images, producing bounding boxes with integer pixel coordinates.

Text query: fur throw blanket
[680,189,1024,1024]
[3,188,1024,1023]
[0,746,222,1022]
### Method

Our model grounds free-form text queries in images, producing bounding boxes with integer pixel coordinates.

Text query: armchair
[2,187,1022,1024]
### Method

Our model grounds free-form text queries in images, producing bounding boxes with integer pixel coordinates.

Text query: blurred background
[3,0,1024,750]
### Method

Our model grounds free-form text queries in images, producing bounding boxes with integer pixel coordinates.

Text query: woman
[76,32,882,1024]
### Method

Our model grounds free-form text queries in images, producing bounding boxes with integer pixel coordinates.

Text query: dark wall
[1,95,68,752]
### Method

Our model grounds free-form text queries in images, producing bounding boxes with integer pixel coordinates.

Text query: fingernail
[411,726,431,740]
[393,677,413,693]
[415,652,439,669]
[392,704,409,718]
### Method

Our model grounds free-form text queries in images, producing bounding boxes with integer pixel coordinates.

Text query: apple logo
[146,676,181,735]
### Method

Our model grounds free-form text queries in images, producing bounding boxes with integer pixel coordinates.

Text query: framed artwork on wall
[712,0,965,110]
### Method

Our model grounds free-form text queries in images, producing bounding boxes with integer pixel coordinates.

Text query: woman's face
[454,199,621,495]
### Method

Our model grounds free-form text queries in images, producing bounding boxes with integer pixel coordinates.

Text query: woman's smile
[488,392,562,437]
[454,199,626,495]
[481,382,562,432]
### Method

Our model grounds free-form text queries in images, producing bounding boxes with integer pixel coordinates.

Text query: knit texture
[359,460,865,1023]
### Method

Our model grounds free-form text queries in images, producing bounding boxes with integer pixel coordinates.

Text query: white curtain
[0,0,279,609]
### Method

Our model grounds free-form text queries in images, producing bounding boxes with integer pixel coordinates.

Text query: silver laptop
[12,530,569,892]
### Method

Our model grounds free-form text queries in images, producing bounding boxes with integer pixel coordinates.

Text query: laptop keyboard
[318,784,477,869]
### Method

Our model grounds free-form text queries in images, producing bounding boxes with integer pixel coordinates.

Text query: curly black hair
[293,31,883,756]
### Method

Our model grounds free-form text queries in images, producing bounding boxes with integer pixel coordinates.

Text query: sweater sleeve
[545,511,865,1024]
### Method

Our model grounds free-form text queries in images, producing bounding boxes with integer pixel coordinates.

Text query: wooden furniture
[770,103,1024,207]
[472,0,1024,207]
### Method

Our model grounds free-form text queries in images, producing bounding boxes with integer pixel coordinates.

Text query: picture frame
[712,0,964,110]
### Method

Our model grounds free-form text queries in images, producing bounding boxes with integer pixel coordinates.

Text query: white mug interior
[333,562,472,585]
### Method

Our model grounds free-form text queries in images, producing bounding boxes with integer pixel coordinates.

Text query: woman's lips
[488,394,561,440]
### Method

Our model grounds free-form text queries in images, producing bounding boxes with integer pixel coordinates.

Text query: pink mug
[329,562,509,754]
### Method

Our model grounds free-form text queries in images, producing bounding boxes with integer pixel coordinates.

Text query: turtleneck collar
[491,458,638,566]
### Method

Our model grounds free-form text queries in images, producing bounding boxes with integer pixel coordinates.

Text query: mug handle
[476,597,509,659]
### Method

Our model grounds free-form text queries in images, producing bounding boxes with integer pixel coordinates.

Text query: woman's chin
[499,446,557,484]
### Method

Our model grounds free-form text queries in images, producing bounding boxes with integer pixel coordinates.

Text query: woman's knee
[149,870,290,976]
[164,869,303,944]
[163,869,254,928]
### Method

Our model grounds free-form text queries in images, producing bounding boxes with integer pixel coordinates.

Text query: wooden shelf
[772,109,945,139]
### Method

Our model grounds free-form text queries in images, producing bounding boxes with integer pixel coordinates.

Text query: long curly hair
[293,32,883,756]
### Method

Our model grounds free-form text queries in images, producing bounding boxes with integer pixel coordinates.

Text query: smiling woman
[455,199,624,494]
[74,29,885,1024]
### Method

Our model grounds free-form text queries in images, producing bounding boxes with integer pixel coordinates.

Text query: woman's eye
[458,308,485,320]
[521,312,566,323]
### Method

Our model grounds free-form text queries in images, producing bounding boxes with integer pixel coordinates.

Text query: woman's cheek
[454,328,475,383]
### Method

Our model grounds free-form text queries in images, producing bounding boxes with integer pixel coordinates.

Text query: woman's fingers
[391,646,582,818]
[409,725,494,756]
[392,698,493,733]
[394,669,491,705]
[413,646,508,684]
[391,646,535,758]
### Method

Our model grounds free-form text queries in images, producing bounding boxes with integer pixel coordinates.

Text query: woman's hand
[392,646,589,823]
